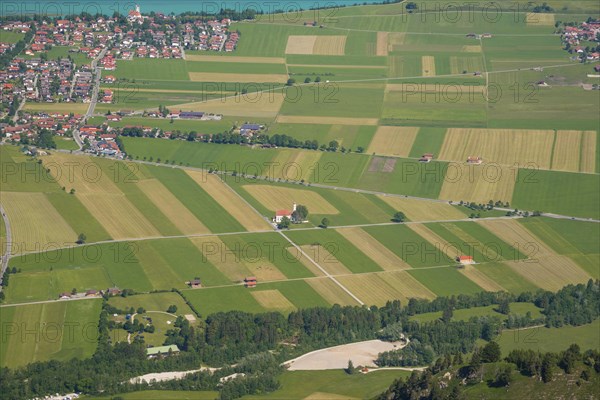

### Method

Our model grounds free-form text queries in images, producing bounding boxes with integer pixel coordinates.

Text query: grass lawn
[55,137,80,151]
[182,285,265,316]
[497,320,600,356]
[0,299,102,368]
[408,267,485,296]
[0,30,24,43]
[512,169,600,219]
[243,369,411,400]
[86,391,218,400]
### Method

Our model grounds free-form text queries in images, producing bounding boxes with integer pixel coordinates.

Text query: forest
[0,280,598,399]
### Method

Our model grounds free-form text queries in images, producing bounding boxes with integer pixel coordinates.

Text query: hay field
[407,223,462,260]
[185,55,285,63]
[458,264,505,292]
[285,36,347,55]
[438,163,516,204]
[300,245,351,275]
[242,185,339,214]
[376,32,389,56]
[478,219,592,290]
[337,227,410,270]
[579,131,597,173]
[551,130,582,172]
[171,92,285,118]
[313,36,347,55]
[450,56,484,74]
[186,172,271,232]
[421,56,436,77]
[287,247,326,277]
[190,236,286,282]
[526,13,555,25]
[307,277,360,305]
[377,196,466,222]
[366,126,419,157]
[2,192,76,252]
[461,45,482,52]
[43,154,160,239]
[23,102,89,113]
[286,36,318,54]
[380,270,436,300]
[276,115,379,125]
[335,274,408,305]
[438,128,555,169]
[270,149,323,182]
[137,179,210,235]
[387,33,406,51]
[188,72,289,83]
[251,289,295,312]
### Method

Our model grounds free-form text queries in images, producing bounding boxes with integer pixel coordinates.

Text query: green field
[408,267,485,296]
[87,391,218,400]
[497,320,600,356]
[0,299,102,368]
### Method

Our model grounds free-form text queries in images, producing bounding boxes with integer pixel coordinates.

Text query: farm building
[85,289,100,297]
[274,202,296,223]
[240,123,263,136]
[419,153,434,163]
[179,111,204,119]
[188,278,202,288]
[244,276,257,288]
[146,344,180,358]
[466,156,483,165]
[457,255,475,265]
[58,292,71,299]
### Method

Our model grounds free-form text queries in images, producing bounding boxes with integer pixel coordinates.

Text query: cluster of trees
[376,340,435,367]
[539,280,600,327]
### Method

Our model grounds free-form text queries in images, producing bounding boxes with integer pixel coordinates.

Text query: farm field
[0,299,102,368]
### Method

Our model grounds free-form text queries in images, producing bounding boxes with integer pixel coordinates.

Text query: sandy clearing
[376,32,389,56]
[276,115,379,125]
[336,274,408,305]
[438,128,555,169]
[188,72,289,83]
[186,172,271,232]
[381,271,436,300]
[551,130,581,172]
[367,126,419,158]
[337,227,410,270]
[438,163,516,204]
[1,192,77,253]
[185,55,285,63]
[580,131,597,173]
[137,178,210,235]
[377,196,466,222]
[171,92,285,118]
[285,339,405,370]
[252,289,295,311]
[313,36,347,55]
[526,13,555,25]
[243,184,339,214]
[307,277,360,305]
[421,56,436,77]
[300,245,352,275]
[286,35,318,54]
[129,368,216,384]
[407,223,462,260]
[458,264,504,292]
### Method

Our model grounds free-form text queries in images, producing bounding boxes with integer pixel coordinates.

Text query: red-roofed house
[457,255,474,265]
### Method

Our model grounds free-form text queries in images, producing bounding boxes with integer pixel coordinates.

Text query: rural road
[0,204,12,289]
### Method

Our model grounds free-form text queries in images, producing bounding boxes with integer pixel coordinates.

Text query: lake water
[1,0,388,17]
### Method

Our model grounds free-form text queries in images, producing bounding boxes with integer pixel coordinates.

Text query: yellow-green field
[337,227,410,270]
[438,163,516,204]
[171,92,285,118]
[376,196,467,222]
[243,185,340,214]
[367,126,419,158]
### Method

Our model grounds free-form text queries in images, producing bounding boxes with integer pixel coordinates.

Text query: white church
[273,203,296,223]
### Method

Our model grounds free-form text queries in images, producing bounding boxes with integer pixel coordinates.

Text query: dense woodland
[0,280,598,399]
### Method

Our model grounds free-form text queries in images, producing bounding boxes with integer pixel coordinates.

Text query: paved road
[0,204,12,289]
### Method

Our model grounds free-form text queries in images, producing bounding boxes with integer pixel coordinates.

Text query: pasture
[0,299,102,368]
